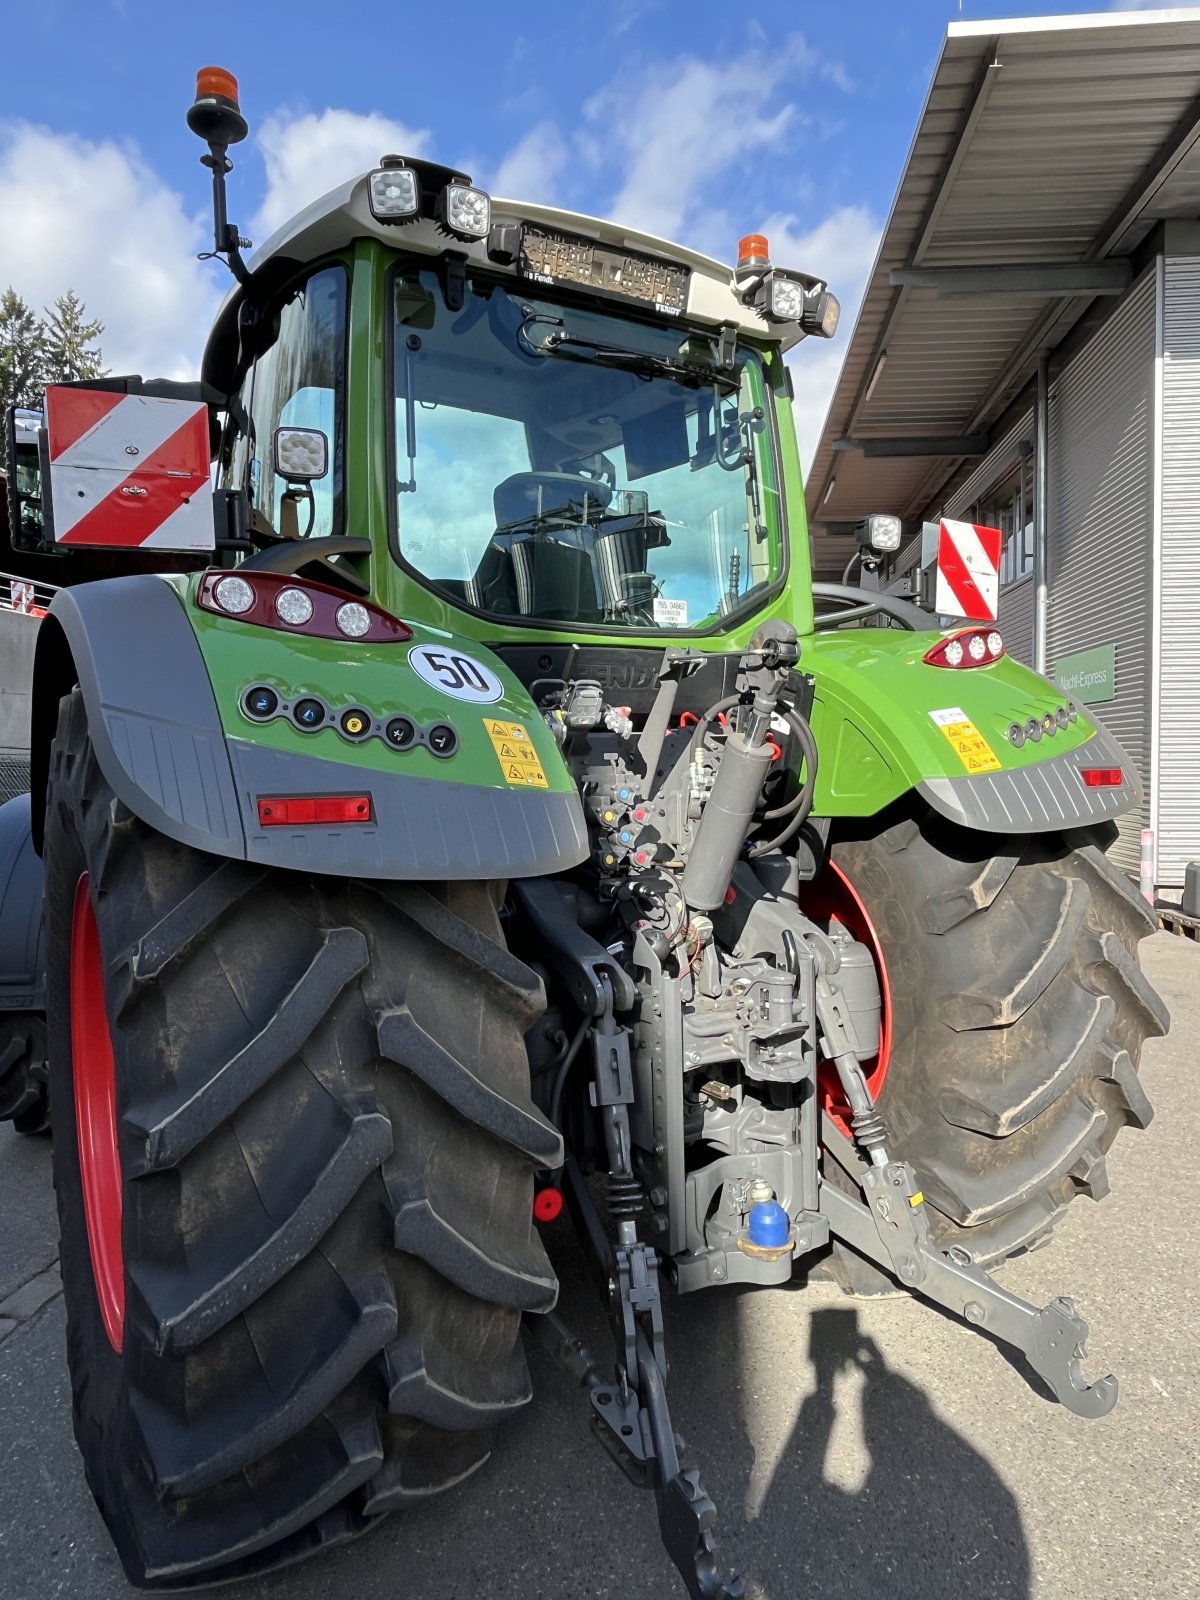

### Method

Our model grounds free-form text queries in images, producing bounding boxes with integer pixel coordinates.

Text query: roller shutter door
[1159,257,1200,887]
[1047,268,1155,873]
[997,575,1035,667]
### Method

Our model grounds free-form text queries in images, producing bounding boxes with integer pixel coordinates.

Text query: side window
[223,264,347,538]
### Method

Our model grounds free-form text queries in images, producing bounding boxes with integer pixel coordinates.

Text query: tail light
[257,795,373,826]
[923,627,1004,669]
[197,569,411,644]
[1080,768,1124,789]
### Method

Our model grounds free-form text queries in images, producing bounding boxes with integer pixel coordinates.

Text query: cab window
[223,263,347,540]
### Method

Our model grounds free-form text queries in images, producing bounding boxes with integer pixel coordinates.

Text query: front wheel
[45,689,561,1587]
[0,1012,48,1133]
[827,806,1168,1279]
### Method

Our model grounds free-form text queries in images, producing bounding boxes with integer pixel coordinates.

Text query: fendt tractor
[0,69,1168,1597]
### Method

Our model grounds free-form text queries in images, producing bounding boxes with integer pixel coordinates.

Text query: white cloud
[491,123,567,203]
[583,37,822,248]
[254,108,430,239]
[766,205,882,471]
[0,122,218,381]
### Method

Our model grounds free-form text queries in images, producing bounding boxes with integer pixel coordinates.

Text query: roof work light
[856,514,903,554]
[734,234,841,338]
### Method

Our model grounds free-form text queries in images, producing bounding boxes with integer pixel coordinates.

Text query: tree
[0,286,107,410]
[0,288,45,410]
[42,289,106,385]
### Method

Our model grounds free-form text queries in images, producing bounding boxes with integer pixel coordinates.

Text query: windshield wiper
[525,322,738,390]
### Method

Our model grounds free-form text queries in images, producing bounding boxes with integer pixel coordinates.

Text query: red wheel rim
[70,874,125,1352]
[805,860,893,1136]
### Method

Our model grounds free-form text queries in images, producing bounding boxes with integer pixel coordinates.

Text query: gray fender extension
[918,716,1140,834]
[41,576,589,879]
[0,795,44,1010]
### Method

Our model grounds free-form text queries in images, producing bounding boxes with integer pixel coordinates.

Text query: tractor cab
[182,75,839,655]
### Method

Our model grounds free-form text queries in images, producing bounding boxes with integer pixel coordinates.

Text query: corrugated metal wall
[1159,257,1200,886]
[998,575,1035,666]
[1048,267,1156,872]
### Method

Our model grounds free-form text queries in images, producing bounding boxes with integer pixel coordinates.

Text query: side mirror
[273,427,328,482]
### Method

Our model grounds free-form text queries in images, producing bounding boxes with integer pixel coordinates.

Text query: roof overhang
[805,8,1200,575]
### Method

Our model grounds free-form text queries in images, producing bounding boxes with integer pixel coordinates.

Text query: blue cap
[747,1200,790,1249]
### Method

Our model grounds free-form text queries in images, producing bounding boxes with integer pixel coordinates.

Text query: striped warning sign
[45,386,213,551]
[934,519,1002,622]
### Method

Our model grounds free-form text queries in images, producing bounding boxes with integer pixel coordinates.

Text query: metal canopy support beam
[910,58,1003,269]
[1092,86,1200,260]
[833,434,991,458]
[1033,350,1050,676]
[890,261,1132,297]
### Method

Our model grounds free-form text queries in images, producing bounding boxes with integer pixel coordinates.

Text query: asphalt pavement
[0,932,1195,1600]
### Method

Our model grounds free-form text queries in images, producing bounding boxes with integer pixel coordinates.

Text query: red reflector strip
[1080,768,1123,789]
[257,795,373,825]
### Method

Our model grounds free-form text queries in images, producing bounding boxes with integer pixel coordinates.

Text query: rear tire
[827,807,1168,1284]
[46,690,561,1587]
[0,1012,48,1134]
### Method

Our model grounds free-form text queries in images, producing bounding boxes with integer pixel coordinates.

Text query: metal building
[806,8,1200,888]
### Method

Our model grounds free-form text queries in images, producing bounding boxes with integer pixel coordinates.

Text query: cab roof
[202,167,812,392]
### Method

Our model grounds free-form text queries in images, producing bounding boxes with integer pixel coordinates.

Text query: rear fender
[0,795,44,1010]
[806,628,1138,833]
[31,574,588,878]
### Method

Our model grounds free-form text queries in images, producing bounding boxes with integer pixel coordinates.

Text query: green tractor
[0,68,1168,1597]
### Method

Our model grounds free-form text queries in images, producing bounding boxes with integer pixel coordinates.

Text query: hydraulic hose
[549,1013,591,1133]
[760,708,817,818]
[686,695,744,761]
[748,709,818,859]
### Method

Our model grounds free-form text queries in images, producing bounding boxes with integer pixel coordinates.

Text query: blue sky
[1,0,1172,462]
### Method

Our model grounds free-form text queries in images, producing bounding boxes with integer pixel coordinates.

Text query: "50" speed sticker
[409,645,504,703]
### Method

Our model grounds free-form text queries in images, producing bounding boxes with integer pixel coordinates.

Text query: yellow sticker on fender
[484,718,549,787]
[929,706,1002,775]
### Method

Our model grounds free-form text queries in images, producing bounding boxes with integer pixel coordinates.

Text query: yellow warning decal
[929,706,1002,775]
[483,718,549,788]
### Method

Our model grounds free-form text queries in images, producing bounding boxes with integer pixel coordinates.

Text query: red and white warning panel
[934,518,1002,622]
[45,386,213,551]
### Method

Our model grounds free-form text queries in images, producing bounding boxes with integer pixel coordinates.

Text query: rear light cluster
[1080,767,1124,789]
[197,569,411,644]
[923,628,1005,669]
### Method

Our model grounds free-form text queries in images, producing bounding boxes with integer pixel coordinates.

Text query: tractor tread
[45,687,556,1590]
[384,1334,533,1429]
[830,806,1166,1274]
[124,925,369,1174]
[936,873,1087,1030]
[127,859,269,988]
[362,1419,491,1515]
[935,985,1110,1136]
[133,1277,397,1500]
[130,1105,394,1353]
[133,1411,383,1585]
[0,1014,49,1133]
[376,1008,562,1166]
